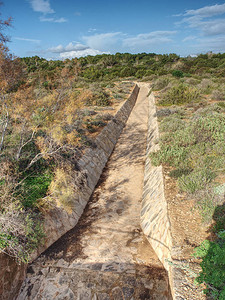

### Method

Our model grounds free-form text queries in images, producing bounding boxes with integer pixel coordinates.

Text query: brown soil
[163,164,208,299]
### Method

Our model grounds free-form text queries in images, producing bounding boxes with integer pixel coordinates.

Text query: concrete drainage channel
[1,84,175,299]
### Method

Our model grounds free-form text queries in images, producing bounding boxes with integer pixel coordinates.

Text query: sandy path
[18,83,170,300]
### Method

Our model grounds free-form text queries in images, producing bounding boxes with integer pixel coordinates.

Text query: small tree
[0,1,12,44]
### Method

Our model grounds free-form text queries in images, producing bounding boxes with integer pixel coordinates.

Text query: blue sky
[2,0,225,59]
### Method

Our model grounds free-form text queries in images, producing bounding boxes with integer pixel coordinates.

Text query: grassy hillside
[150,74,225,299]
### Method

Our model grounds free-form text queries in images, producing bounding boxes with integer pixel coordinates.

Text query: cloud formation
[177,3,225,37]
[123,31,177,48]
[59,49,107,59]
[49,43,88,53]
[47,42,107,59]
[28,0,67,23]
[14,37,41,43]
[185,3,225,18]
[83,32,122,51]
[39,16,67,23]
[29,0,54,14]
[175,3,225,54]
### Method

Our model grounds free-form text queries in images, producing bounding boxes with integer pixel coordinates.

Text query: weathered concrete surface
[140,92,172,272]
[0,253,26,300]
[17,83,171,300]
[36,84,140,258]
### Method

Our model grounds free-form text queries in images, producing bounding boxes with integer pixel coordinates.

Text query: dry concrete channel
[17,83,171,300]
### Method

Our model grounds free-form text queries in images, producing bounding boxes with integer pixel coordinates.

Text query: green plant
[152,77,170,91]
[169,168,191,179]
[0,204,45,263]
[159,115,185,132]
[178,169,216,194]
[218,102,225,109]
[194,235,225,299]
[197,78,214,94]
[172,70,184,78]
[93,91,111,106]
[159,84,200,106]
[150,111,225,221]
[18,170,53,208]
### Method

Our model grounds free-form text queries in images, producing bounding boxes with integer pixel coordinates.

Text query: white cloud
[88,28,97,33]
[193,35,225,52]
[176,3,225,37]
[59,49,108,59]
[14,37,41,43]
[48,44,64,53]
[29,1,67,23]
[123,31,177,48]
[198,19,225,36]
[29,0,54,14]
[185,3,225,18]
[47,42,108,59]
[65,43,87,51]
[39,16,67,23]
[82,32,122,51]
[182,36,197,42]
[81,31,176,54]
[48,43,88,53]
[54,17,67,23]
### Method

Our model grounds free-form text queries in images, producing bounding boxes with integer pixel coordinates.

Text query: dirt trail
[17,83,171,300]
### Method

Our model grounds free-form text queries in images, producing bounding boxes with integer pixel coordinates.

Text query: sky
[2,0,225,59]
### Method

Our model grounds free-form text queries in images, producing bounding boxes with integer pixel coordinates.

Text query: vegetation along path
[17,83,170,300]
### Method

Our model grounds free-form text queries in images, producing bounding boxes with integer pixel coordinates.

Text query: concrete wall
[141,91,200,299]
[140,92,172,271]
[38,84,139,255]
[0,84,140,300]
[0,253,26,300]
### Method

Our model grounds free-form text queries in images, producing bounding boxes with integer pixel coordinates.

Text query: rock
[97,293,110,300]
[122,286,135,298]
[112,287,123,300]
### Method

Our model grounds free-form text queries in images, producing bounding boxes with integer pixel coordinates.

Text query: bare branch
[0,103,9,151]
[25,146,63,171]
[15,126,37,161]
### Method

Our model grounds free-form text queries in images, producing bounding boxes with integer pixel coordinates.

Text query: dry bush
[48,166,87,213]
[211,89,225,101]
[197,78,214,94]
[0,203,44,263]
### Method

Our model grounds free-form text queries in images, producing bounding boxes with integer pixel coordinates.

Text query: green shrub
[169,168,191,179]
[85,118,107,133]
[18,170,53,208]
[159,115,185,132]
[152,77,170,91]
[156,107,185,118]
[150,112,225,196]
[194,234,225,299]
[218,102,225,109]
[120,67,136,77]
[172,70,184,78]
[159,84,200,106]
[195,191,220,223]
[178,169,216,194]
[94,91,111,106]
[135,69,146,79]
[86,91,111,106]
